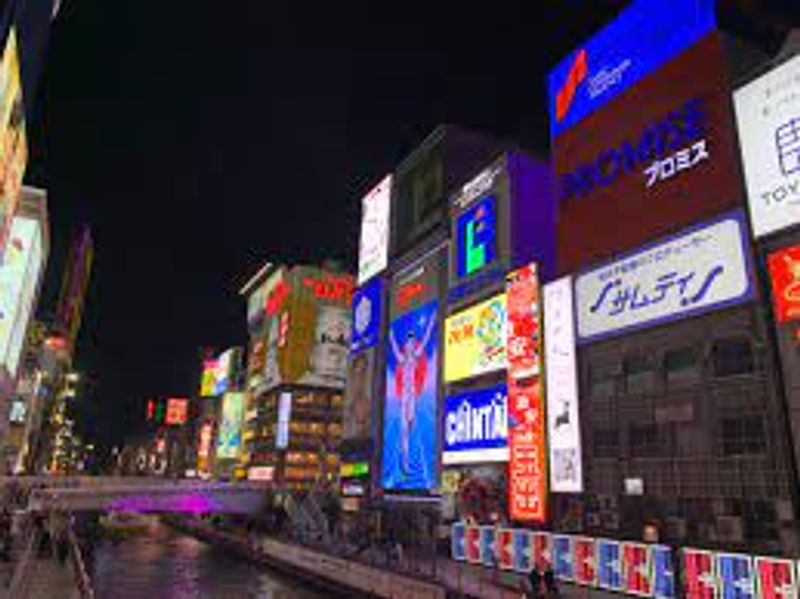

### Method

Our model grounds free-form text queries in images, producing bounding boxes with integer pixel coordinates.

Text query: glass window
[664,346,700,386]
[590,364,618,398]
[711,338,755,377]
[624,355,657,393]
[593,428,619,458]
[722,416,766,455]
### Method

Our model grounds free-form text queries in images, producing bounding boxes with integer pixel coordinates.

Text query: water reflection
[90,521,327,599]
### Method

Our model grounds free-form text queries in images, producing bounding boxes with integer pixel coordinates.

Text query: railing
[67,519,95,599]
[7,516,42,598]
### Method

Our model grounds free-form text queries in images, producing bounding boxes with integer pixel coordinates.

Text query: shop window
[664,346,700,386]
[722,416,766,455]
[711,338,755,378]
[593,428,619,458]
[624,355,658,394]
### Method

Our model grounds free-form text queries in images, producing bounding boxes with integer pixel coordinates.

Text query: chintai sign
[575,210,754,344]
[443,383,508,465]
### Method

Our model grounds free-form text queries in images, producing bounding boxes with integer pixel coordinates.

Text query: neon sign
[456,196,497,278]
[396,281,428,310]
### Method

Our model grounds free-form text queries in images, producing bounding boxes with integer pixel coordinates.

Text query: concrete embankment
[164,516,447,599]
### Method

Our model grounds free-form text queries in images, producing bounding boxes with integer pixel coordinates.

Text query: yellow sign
[444,293,507,383]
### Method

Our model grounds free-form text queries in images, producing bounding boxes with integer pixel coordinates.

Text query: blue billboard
[548,0,715,138]
[443,383,508,465]
[381,299,439,491]
[351,277,382,354]
[456,195,497,279]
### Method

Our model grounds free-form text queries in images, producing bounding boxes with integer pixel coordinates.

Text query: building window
[711,338,755,378]
[593,428,619,458]
[721,416,766,455]
[590,364,618,398]
[629,423,675,457]
[664,346,700,386]
[624,355,657,394]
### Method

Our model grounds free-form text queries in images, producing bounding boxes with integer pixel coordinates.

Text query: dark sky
[23,0,796,448]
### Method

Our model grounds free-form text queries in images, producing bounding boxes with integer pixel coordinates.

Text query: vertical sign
[358,174,392,284]
[623,542,653,597]
[754,557,796,599]
[553,535,575,581]
[767,245,800,323]
[513,529,532,573]
[506,264,547,522]
[684,548,717,599]
[717,553,755,599]
[653,545,676,599]
[597,539,623,591]
[543,276,583,492]
[276,391,292,449]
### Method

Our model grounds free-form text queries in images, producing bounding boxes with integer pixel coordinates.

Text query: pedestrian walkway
[14,559,79,599]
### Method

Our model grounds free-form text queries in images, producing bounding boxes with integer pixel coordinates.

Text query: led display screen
[734,53,800,238]
[216,392,245,459]
[0,216,41,377]
[199,359,217,397]
[165,398,189,425]
[444,293,506,383]
[381,299,439,491]
[443,383,508,465]
[543,276,583,493]
[456,195,497,279]
[767,245,800,323]
[276,391,292,449]
[214,348,235,396]
[0,30,25,260]
[554,34,741,275]
[358,174,392,285]
[350,277,382,354]
[548,0,715,138]
[574,211,754,343]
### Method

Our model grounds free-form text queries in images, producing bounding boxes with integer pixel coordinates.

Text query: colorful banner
[553,535,575,581]
[480,526,496,568]
[767,245,800,324]
[216,392,245,460]
[575,211,754,343]
[717,553,755,599]
[684,548,716,599]
[506,265,541,380]
[381,300,439,491]
[548,0,715,137]
[497,529,515,570]
[444,293,506,383]
[734,54,800,238]
[455,195,497,279]
[754,557,796,599]
[624,542,653,597]
[443,383,508,465]
[598,539,624,591]
[575,537,597,586]
[653,545,676,599]
[543,276,582,493]
[533,531,553,572]
[451,522,466,561]
[513,529,532,573]
[351,277,383,354]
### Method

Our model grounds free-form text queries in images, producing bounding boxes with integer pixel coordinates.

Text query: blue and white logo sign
[350,277,382,354]
[548,0,715,138]
[443,383,508,465]
[575,211,754,343]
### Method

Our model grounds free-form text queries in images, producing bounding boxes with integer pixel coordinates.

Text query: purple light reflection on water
[105,493,220,514]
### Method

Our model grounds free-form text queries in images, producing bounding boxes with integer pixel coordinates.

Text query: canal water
[89,521,328,598]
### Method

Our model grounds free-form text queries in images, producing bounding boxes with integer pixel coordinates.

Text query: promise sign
[506,264,546,522]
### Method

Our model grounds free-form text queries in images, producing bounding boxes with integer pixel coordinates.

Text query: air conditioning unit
[716,517,744,543]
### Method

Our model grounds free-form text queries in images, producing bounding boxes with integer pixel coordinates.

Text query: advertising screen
[0,217,40,376]
[734,53,800,238]
[767,245,800,323]
[381,299,439,491]
[444,293,506,383]
[343,348,375,440]
[575,211,754,344]
[443,383,508,465]
[199,359,217,397]
[276,391,292,449]
[390,243,446,318]
[506,264,547,522]
[197,422,213,459]
[0,30,24,259]
[216,392,245,460]
[214,348,235,396]
[548,0,715,138]
[456,196,497,279]
[544,277,583,493]
[554,34,742,275]
[165,398,188,425]
[358,174,392,285]
[350,277,382,354]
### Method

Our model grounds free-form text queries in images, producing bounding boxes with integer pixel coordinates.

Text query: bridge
[0,476,270,514]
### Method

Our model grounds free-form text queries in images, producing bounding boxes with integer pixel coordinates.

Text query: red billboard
[554,34,742,274]
[165,398,189,425]
[768,245,800,324]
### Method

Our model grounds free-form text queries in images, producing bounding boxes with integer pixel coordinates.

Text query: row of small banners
[452,522,796,599]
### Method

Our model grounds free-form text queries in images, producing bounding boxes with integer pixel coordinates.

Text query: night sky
[21,1,796,448]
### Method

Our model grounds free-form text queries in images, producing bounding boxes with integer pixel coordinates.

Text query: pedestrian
[527,566,542,599]
[543,567,559,597]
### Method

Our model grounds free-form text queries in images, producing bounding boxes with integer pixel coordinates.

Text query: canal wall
[165,517,446,599]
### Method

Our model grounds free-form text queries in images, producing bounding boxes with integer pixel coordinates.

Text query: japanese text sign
[767,245,800,324]
[444,293,507,382]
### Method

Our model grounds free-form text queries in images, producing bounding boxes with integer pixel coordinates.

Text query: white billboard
[575,212,754,343]
[734,53,800,238]
[543,276,583,493]
[357,174,392,285]
[0,217,42,377]
[276,391,292,449]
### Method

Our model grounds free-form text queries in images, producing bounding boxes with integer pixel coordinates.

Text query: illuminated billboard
[276,391,292,449]
[216,392,245,460]
[554,34,742,274]
[165,398,189,426]
[443,383,508,465]
[358,174,392,285]
[767,245,800,324]
[574,211,754,344]
[543,277,583,493]
[344,348,375,440]
[0,217,42,378]
[214,348,236,396]
[734,53,800,238]
[199,359,217,397]
[381,299,439,491]
[548,0,715,138]
[456,196,497,279]
[506,264,546,522]
[350,277,382,354]
[444,293,506,383]
[0,30,25,260]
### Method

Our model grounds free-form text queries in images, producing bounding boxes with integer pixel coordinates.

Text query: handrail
[7,518,41,598]
[67,521,95,599]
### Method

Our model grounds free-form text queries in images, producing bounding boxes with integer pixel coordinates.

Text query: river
[89,521,329,599]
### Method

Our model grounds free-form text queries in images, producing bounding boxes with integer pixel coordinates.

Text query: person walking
[527,566,542,599]
[543,567,559,597]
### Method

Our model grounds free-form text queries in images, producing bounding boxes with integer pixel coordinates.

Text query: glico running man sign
[575,211,754,344]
